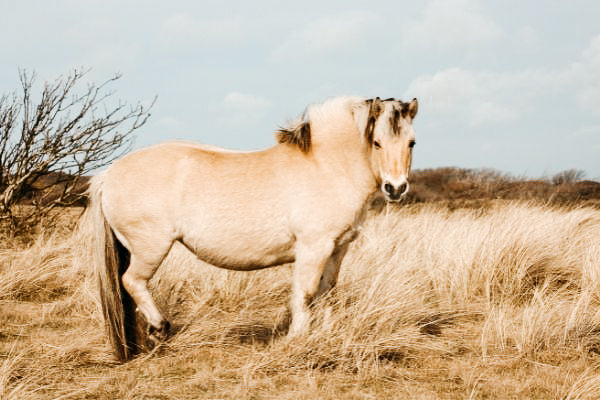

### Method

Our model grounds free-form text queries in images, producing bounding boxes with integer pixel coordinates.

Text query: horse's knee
[121,271,138,298]
[121,268,149,297]
[121,255,163,295]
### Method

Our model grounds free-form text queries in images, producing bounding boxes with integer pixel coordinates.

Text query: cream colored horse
[87,96,418,361]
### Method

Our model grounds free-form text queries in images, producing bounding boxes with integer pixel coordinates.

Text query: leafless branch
[0,68,154,232]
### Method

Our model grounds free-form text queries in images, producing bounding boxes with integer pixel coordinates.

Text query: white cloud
[407,68,481,113]
[406,34,600,126]
[221,92,272,127]
[271,11,380,61]
[406,67,545,126]
[404,0,503,48]
[406,68,520,126]
[470,102,517,127]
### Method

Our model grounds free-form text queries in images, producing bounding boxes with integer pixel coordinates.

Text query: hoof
[148,320,171,345]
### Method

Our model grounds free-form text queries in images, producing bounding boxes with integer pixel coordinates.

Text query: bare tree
[551,169,586,185]
[0,68,153,231]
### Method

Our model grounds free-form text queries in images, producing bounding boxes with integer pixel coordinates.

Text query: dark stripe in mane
[390,100,413,136]
[275,121,311,153]
[391,108,401,135]
[400,102,410,118]
[364,97,383,144]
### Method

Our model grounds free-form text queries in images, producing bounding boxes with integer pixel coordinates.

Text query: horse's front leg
[316,241,351,298]
[288,239,335,337]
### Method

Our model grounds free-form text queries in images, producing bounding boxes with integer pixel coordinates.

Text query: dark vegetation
[16,172,90,207]
[405,167,600,209]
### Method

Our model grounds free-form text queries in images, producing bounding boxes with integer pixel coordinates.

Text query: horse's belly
[179,225,295,271]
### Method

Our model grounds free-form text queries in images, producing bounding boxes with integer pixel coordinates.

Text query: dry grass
[1,201,600,399]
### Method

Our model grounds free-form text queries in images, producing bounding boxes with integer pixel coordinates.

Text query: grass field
[2,200,600,399]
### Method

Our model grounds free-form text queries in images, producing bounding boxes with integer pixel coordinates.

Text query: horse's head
[354,97,418,202]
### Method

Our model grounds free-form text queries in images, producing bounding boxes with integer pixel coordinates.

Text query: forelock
[384,100,413,136]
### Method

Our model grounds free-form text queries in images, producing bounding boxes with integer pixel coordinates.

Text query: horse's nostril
[383,182,408,199]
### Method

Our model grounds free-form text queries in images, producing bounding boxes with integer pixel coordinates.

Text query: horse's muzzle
[383,181,409,201]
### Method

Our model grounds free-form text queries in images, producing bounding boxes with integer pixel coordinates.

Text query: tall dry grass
[1,200,600,398]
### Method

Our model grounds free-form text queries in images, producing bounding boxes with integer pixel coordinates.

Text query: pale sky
[1,0,599,178]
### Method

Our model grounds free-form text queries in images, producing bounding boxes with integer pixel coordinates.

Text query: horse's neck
[312,126,377,196]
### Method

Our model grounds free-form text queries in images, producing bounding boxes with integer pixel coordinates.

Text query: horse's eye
[409,140,416,148]
[373,141,382,149]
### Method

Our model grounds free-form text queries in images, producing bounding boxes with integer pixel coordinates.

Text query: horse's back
[103,141,283,205]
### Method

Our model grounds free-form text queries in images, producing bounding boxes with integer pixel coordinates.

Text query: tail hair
[87,172,138,361]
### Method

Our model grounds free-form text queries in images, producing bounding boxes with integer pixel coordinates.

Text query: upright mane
[275,96,364,153]
[275,117,311,153]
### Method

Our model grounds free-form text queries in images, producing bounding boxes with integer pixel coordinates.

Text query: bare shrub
[0,68,153,232]
[552,169,586,185]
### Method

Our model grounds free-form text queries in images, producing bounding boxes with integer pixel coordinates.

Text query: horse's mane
[275,117,311,153]
[275,96,363,153]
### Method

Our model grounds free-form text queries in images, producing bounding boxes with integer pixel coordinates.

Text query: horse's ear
[353,98,382,144]
[408,98,418,119]
[275,120,311,153]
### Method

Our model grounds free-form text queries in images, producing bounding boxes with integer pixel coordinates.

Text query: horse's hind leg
[122,252,171,343]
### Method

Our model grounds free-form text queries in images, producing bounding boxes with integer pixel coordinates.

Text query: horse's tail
[87,172,137,362]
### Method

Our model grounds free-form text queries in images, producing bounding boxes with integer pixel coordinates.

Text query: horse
[86,96,418,361]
